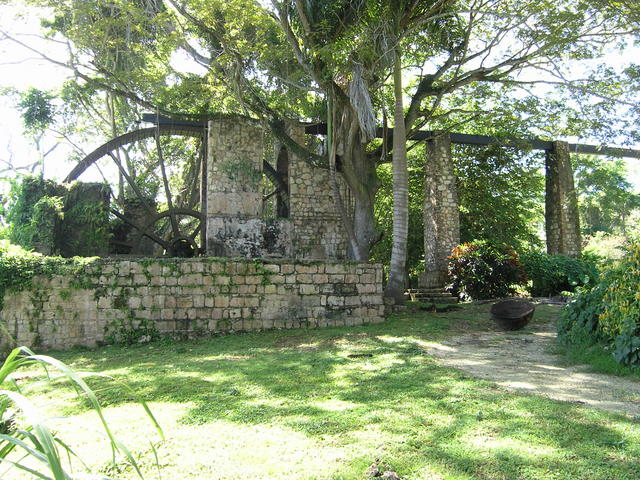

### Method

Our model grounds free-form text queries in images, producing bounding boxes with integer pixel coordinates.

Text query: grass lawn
[10,303,640,480]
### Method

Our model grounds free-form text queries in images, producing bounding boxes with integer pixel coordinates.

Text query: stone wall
[1,258,384,351]
[545,141,582,257]
[205,118,349,260]
[286,123,350,260]
[421,132,460,288]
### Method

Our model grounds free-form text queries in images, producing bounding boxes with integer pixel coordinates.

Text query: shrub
[558,242,640,366]
[520,251,599,297]
[598,243,640,365]
[446,241,527,300]
[557,281,607,344]
[583,232,627,260]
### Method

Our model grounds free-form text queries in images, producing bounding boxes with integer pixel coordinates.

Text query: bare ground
[425,316,640,418]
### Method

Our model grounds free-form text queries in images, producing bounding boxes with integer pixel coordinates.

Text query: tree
[454,144,545,251]
[574,155,640,237]
[385,3,409,301]
[3,0,640,263]
[16,87,57,178]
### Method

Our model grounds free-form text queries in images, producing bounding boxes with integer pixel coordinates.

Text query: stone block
[300,284,319,295]
[176,296,193,309]
[215,297,229,308]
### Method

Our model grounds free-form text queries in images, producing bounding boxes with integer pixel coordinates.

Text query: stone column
[421,132,460,288]
[545,141,581,257]
[206,118,264,256]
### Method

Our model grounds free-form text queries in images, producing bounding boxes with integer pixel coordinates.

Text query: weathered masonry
[545,141,581,256]
[415,132,640,290]
[205,118,350,260]
[422,132,460,288]
[61,114,351,262]
[1,258,384,351]
[0,116,377,352]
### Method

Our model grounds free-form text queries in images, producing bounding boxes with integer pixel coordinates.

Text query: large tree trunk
[334,108,381,261]
[384,46,408,302]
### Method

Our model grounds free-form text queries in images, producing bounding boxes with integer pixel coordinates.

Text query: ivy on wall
[7,177,66,250]
[0,241,97,310]
[6,176,111,257]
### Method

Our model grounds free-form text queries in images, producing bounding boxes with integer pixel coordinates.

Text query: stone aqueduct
[1,114,629,351]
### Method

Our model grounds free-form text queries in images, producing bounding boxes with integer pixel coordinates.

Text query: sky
[1,4,639,193]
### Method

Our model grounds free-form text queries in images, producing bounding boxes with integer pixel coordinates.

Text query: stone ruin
[0,114,589,351]
[205,118,350,260]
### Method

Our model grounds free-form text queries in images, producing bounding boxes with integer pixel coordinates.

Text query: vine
[0,241,98,310]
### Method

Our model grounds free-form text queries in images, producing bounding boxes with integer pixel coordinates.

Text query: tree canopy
[1,0,639,263]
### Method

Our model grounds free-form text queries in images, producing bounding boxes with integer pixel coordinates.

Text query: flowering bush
[599,243,640,365]
[446,241,527,300]
[558,242,640,366]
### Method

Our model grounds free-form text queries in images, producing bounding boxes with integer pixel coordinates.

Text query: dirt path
[425,320,640,418]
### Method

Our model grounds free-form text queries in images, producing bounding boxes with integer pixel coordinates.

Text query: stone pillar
[205,118,292,258]
[421,132,460,288]
[545,141,581,257]
[206,118,264,257]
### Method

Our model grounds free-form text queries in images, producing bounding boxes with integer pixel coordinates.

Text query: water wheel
[65,120,289,257]
[65,123,207,257]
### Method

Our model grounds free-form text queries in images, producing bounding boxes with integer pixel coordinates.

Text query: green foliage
[31,195,64,254]
[7,176,67,250]
[583,232,628,260]
[0,241,97,310]
[60,182,112,257]
[446,241,527,300]
[5,177,112,257]
[559,243,640,366]
[17,87,55,134]
[597,243,640,365]
[0,346,162,479]
[454,144,544,251]
[520,251,599,297]
[574,155,640,236]
[557,281,608,343]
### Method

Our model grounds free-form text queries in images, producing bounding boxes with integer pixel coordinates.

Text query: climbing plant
[6,176,66,250]
[60,182,112,257]
[5,176,112,257]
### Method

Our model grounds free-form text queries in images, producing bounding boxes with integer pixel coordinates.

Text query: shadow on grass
[37,306,640,479]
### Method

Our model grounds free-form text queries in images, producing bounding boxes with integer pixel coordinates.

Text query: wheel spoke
[107,152,156,217]
[189,220,202,241]
[154,128,181,238]
[110,209,171,250]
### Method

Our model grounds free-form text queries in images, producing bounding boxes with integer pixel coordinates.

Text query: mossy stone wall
[1,258,384,351]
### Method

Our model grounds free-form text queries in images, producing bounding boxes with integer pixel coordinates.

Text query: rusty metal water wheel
[65,124,208,257]
[65,122,289,257]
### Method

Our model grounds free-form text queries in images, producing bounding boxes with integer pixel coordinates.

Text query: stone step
[404,296,459,305]
[412,295,455,301]
[407,289,450,295]
[404,288,459,304]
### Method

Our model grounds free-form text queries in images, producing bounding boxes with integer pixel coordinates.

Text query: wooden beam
[144,115,640,159]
